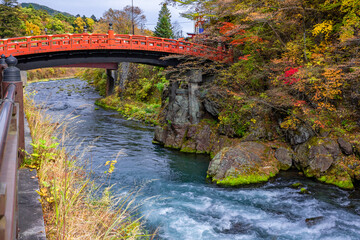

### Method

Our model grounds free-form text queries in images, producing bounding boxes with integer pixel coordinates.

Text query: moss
[303,168,315,178]
[291,182,303,188]
[164,144,181,150]
[317,175,354,189]
[95,97,160,125]
[300,188,309,194]
[212,173,273,186]
[180,146,196,153]
[152,140,162,145]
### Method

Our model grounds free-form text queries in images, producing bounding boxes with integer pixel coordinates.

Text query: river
[27,78,360,240]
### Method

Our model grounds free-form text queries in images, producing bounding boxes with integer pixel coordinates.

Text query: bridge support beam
[106,69,117,96]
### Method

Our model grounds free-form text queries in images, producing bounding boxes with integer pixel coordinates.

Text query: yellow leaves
[25,21,41,35]
[104,160,117,174]
[74,17,86,33]
[280,115,300,130]
[312,20,334,39]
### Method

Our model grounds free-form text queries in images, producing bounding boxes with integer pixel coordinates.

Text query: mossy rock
[316,162,354,189]
[215,171,277,186]
[207,142,280,187]
[300,188,309,194]
[290,182,303,188]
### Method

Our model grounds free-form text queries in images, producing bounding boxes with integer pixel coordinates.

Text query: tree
[0,4,23,38]
[154,3,174,38]
[90,14,97,22]
[97,6,146,34]
[1,0,18,7]
[74,16,85,33]
[123,5,146,34]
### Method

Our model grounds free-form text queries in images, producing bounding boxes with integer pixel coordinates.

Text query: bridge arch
[0,30,232,70]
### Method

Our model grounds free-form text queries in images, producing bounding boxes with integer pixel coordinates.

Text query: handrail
[0,55,25,240]
[0,84,15,167]
[0,31,233,63]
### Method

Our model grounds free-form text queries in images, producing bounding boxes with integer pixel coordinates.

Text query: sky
[17,0,195,35]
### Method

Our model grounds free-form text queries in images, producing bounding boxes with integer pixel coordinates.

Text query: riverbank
[95,97,160,125]
[24,92,151,239]
[27,68,82,82]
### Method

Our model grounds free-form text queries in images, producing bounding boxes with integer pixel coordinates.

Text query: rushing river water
[27,78,360,240]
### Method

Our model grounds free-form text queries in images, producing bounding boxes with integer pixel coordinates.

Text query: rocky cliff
[154,63,360,190]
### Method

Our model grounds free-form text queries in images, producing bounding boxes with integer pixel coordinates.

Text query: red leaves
[219,22,235,35]
[238,54,251,60]
[282,67,301,85]
[294,100,306,107]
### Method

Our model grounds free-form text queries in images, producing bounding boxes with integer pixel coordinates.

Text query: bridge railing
[0,55,24,240]
[0,30,233,63]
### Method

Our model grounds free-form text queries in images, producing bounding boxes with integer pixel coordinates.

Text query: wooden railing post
[108,23,115,45]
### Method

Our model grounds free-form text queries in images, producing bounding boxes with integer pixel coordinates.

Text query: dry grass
[24,94,152,239]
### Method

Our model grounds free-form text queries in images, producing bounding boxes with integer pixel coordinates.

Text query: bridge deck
[0,31,232,63]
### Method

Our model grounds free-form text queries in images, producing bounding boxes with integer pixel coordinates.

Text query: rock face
[154,67,360,190]
[207,142,280,186]
[295,137,340,173]
[286,125,315,146]
[274,147,293,170]
[337,137,353,155]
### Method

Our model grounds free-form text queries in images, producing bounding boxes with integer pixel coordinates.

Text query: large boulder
[337,137,353,155]
[207,142,280,186]
[274,147,293,170]
[317,162,354,189]
[286,125,315,146]
[295,137,341,175]
[181,123,215,154]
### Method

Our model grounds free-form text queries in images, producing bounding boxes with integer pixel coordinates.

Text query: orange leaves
[219,22,235,35]
[238,54,251,60]
[219,22,246,37]
[312,68,343,110]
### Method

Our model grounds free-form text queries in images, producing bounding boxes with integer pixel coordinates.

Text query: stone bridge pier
[154,68,217,150]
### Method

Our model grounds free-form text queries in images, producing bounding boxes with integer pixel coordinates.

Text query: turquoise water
[28,78,360,240]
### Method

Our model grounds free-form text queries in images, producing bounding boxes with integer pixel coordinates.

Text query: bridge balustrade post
[0,55,7,99]
[108,23,115,45]
[27,37,31,52]
[2,55,25,163]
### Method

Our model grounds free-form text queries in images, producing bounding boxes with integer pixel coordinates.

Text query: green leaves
[154,4,174,38]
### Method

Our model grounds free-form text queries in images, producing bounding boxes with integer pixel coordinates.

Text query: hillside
[20,2,73,17]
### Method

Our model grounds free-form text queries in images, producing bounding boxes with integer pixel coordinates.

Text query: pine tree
[154,4,174,39]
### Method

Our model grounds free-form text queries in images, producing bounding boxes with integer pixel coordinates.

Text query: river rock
[164,124,188,149]
[207,142,280,186]
[295,137,340,174]
[181,122,219,154]
[317,162,354,189]
[154,125,167,143]
[305,216,325,227]
[275,147,293,170]
[337,137,353,155]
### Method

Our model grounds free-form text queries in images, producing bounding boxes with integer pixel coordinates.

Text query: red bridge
[0,29,232,70]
